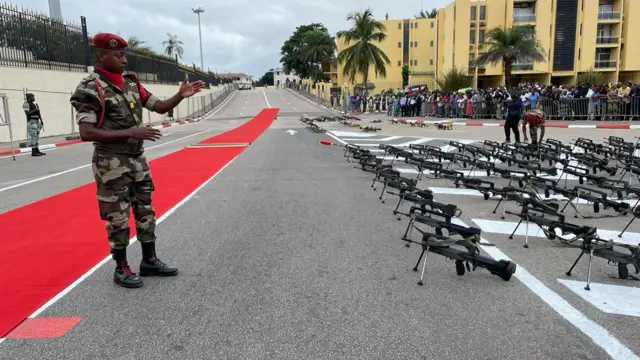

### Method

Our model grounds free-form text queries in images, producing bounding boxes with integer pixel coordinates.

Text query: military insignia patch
[130,102,135,109]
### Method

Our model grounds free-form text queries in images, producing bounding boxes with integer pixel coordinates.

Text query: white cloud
[11,0,451,77]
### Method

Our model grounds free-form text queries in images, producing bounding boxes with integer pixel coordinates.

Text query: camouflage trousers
[92,150,156,250]
[27,119,40,147]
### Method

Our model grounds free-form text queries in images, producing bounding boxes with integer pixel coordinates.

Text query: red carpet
[0,108,279,338]
[199,108,279,144]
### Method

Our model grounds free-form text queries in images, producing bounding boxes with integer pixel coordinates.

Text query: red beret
[91,33,128,50]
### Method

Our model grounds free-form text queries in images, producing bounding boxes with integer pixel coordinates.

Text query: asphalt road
[0,87,639,360]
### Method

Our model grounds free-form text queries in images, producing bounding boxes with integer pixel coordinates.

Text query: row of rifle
[336,135,640,291]
[301,115,383,132]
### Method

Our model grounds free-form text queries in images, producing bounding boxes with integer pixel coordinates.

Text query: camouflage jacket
[69,70,160,156]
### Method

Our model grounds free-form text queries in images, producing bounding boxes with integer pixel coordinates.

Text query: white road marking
[451,218,639,360]
[558,280,640,318]
[263,90,271,108]
[472,218,640,246]
[0,91,238,194]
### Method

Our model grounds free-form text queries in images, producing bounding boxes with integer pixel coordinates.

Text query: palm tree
[126,36,152,52]
[472,26,546,88]
[299,28,335,64]
[415,9,437,19]
[300,28,337,82]
[336,8,391,93]
[163,33,184,62]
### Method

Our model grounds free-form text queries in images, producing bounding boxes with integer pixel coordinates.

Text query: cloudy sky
[13,0,450,77]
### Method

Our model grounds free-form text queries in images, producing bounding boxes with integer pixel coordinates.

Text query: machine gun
[565,229,640,289]
[558,186,631,219]
[505,203,586,248]
[403,213,516,285]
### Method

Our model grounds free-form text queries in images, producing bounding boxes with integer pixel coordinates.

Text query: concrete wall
[0,66,231,143]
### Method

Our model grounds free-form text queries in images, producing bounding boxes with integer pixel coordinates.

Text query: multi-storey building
[335,0,640,92]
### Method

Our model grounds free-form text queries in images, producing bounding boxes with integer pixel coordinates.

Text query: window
[398,60,401,66]
[470,6,477,21]
[410,23,414,28]
[430,40,434,47]
[415,22,418,28]
[414,41,418,47]
[431,21,434,28]
[480,6,486,20]
[430,59,434,65]
[479,29,485,44]
[398,42,401,48]
[414,60,418,66]
[276,72,280,76]
[578,48,581,60]
[398,23,401,29]
[470,30,476,44]
[410,42,414,47]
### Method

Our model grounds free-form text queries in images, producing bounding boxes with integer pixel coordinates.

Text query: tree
[163,33,184,62]
[299,28,336,81]
[336,8,391,94]
[472,26,546,88]
[254,70,274,86]
[280,23,334,80]
[436,67,472,92]
[415,9,438,19]
[401,65,410,87]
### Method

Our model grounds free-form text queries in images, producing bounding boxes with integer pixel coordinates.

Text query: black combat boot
[31,148,43,157]
[36,147,46,155]
[139,242,178,277]
[112,248,143,288]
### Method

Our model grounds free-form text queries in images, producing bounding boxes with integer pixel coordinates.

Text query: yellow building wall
[333,0,640,90]
[578,0,600,72]
[621,0,640,71]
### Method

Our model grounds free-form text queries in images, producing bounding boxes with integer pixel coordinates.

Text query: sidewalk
[0,118,200,157]
[290,91,640,130]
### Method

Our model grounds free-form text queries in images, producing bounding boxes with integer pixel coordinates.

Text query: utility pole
[192,7,205,71]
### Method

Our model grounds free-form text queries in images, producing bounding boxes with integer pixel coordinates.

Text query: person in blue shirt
[505,93,523,143]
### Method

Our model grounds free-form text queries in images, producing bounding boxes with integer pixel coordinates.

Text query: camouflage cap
[91,33,128,51]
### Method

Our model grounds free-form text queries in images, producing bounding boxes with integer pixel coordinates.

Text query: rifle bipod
[565,230,640,289]
[406,233,517,285]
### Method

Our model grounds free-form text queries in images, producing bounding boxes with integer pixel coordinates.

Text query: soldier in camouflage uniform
[522,108,546,145]
[22,93,46,157]
[70,33,205,288]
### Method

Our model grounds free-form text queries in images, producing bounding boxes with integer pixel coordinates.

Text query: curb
[390,118,640,130]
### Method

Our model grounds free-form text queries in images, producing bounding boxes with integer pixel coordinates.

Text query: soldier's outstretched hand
[130,126,162,141]
[179,77,205,98]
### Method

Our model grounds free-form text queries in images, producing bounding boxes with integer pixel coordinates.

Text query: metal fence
[0,2,229,87]
[401,97,640,121]
[288,81,640,121]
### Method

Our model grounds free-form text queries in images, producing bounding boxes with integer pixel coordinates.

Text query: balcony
[513,63,534,71]
[595,60,617,69]
[596,36,619,45]
[598,11,621,21]
[514,14,536,23]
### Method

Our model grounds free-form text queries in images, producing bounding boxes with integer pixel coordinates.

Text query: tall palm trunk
[504,60,513,88]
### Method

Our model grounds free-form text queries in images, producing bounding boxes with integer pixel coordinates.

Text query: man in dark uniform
[69,33,205,288]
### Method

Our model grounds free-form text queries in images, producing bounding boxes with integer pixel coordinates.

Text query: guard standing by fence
[22,93,46,157]
[70,33,205,289]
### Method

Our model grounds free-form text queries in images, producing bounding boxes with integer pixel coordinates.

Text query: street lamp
[192,7,205,71]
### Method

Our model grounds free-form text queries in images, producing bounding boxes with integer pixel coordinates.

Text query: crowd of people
[333,81,640,121]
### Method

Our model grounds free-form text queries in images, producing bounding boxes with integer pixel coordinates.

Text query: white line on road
[0,91,238,194]
[451,218,639,360]
[263,89,271,108]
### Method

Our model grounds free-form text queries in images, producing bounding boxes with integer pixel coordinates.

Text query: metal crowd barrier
[413,97,640,121]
